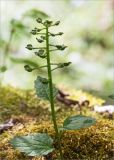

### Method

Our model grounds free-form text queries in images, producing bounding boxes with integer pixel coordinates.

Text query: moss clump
[0,118,113,160]
[0,86,50,123]
[0,86,113,159]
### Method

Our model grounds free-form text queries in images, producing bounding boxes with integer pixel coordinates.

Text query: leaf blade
[23,9,49,19]
[63,115,96,130]
[10,133,54,156]
[34,76,58,101]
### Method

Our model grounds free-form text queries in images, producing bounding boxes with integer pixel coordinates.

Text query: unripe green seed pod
[63,62,71,66]
[24,65,33,72]
[37,29,42,32]
[58,62,71,68]
[56,45,67,50]
[26,44,33,50]
[35,50,46,58]
[44,20,53,27]
[36,38,44,43]
[31,30,37,35]
[38,49,44,54]
[54,21,60,26]
[36,18,42,23]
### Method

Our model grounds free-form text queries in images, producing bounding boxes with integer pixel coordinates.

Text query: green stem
[51,66,60,72]
[50,49,58,52]
[46,27,63,160]
[32,65,47,71]
[0,28,14,84]
[3,28,14,65]
[32,47,46,50]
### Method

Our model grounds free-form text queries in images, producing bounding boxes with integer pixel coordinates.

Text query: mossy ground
[0,86,113,160]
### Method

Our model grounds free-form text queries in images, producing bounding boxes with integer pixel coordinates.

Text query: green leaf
[23,9,49,19]
[63,115,96,130]
[10,133,54,156]
[10,19,27,33]
[0,66,7,72]
[34,76,58,101]
[10,57,39,68]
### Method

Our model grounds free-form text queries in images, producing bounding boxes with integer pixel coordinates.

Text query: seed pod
[35,50,46,58]
[37,28,42,32]
[56,45,67,50]
[63,62,71,66]
[26,44,33,50]
[38,49,44,54]
[58,62,71,68]
[31,30,37,35]
[24,65,33,72]
[44,20,53,27]
[54,21,60,26]
[36,38,44,43]
[34,27,42,32]
[36,18,42,23]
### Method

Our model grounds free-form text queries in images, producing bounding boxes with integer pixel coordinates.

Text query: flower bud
[44,20,53,27]
[35,50,46,58]
[56,45,67,50]
[54,21,60,26]
[36,18,42,23]
[31,30,37,35]
[38,49,44,54]
[26,44,33,50]
[36,38,44,43]
[63,62,71,66]
[24,65,33,72]
[58,62,71,68]
[37,28,42,32]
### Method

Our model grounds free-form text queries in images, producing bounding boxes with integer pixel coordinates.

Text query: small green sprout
[10,18,96,160]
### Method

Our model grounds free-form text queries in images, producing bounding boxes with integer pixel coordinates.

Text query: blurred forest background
[0,0,114,99]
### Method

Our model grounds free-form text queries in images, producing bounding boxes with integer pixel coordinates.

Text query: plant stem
[0,28,14,84]
[46,27,63,160]
[3,28,14,65]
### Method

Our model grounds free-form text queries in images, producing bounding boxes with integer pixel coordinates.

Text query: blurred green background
[0,0,114,98]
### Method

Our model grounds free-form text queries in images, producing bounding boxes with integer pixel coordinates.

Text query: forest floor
[0,86,113,160]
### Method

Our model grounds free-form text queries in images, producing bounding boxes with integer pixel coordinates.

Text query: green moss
[0,86,113,160]
[0,86,50,122]
[0,119,113,160]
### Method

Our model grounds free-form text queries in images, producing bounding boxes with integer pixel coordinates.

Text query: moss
[0,118,113,160]
[0,86,50,122]
[0,86,113,160]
